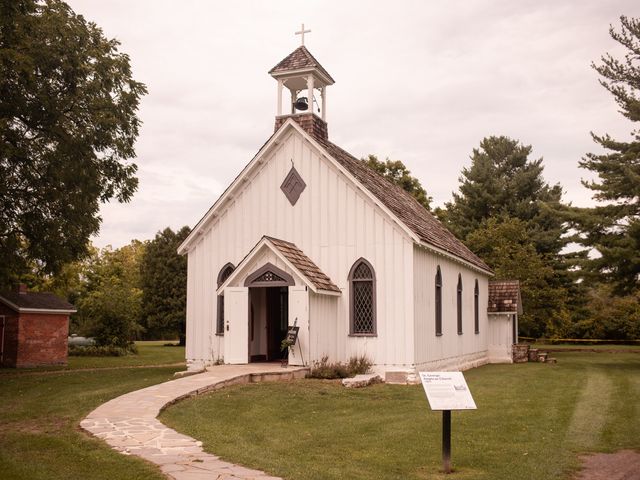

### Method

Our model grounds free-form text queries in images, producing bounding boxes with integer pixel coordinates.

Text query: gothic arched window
[457,274,463,335]
[435,266,442,336]
[474,279,480,334]
[216,263,235,335]
[349,258,376,335]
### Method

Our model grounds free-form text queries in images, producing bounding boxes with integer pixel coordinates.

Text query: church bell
[294,96,309,111]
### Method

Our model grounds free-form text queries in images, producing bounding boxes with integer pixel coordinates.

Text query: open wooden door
[224,287,249,364]
[288,286,308,366]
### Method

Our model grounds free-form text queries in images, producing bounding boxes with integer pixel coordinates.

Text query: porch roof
[488,280,523,314]
[217,236,341,295]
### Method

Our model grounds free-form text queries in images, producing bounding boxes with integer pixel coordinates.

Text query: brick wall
[16,313,69,367]
[274,113,328,141]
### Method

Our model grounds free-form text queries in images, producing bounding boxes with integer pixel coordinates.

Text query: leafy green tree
[567,16,640,294]
[363,155,432,210]
[439,136,566,256]
[140,226,190,344]
[0,0,147,288]
[466,217,570,338]
[77,241,145,348]
[568,286,640,340]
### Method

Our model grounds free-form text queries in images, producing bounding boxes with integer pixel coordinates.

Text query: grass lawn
[532,343,640,351]
[161,352,640,480]
[0,341,185,373]
[67,340,186,369]
[0,342,186,480]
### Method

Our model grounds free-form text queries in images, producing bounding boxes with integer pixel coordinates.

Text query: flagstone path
[81,364,308,480]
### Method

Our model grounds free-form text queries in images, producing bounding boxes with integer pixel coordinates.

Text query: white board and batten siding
[413,245,491,371]
[487,314,514,363]
[185,128,415,366]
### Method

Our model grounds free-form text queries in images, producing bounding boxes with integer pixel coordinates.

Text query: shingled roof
[312,137,491,273]
[488,280,522,313]
[269,46,335,83]
[0,290,76,313]
[266,236,340,293]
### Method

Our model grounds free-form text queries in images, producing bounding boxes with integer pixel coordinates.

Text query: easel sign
[419,372,476,474]
[285,325,299,345]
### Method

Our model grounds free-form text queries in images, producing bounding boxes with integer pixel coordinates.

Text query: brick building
[0,284,76,368]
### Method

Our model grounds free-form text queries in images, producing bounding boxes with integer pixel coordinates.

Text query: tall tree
[439,136,566,256]
[363,155,432,210]
[0,0,147,287]
[466,217,570,337]
[568,16,640,294]
[140,227,190,344]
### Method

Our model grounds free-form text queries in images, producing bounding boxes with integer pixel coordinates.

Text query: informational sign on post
[419,371,476,474]
[419,372,477,411]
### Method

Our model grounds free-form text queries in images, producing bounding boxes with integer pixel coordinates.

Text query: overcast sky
[66,0,638,249]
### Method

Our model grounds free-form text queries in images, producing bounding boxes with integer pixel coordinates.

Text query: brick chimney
[275,113,328,141]
[14,283,28,294]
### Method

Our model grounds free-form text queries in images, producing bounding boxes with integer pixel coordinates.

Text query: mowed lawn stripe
[565,369,612,451]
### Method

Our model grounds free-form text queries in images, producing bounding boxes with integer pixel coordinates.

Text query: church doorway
[248,286,289,362]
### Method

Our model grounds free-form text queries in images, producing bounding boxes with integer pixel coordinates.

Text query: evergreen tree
[568,16,640,294]
[363,155,432,210]
[439,136,566,256]
[140,226,190,344]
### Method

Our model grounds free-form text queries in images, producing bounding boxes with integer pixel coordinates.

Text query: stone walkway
[81,364,308,480]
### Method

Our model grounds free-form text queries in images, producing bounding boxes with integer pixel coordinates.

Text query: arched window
[474,279,479,334]
[435,266,442,336]
[216,263,235,335]
[457,274,463,335]
[349,258,376,335]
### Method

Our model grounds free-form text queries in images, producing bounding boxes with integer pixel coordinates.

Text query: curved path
[81,364,308,480]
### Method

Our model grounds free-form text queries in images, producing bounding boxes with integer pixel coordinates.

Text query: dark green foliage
[0,0,147,287]
[567,286,640,340]
[140,227,190,344]
[466,217,570,337]
[568,16,640,295]
[76,241,145,348]
[68,343,138,357]
[362,155,432,210]
[439,136,565,256]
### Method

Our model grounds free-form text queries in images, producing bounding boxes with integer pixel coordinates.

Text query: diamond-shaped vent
[280,165,306,206]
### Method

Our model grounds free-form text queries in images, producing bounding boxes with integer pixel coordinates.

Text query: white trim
[416,241,493,276]
[270,67,334,86]
[178,119,419,252]
[215,236,341,296]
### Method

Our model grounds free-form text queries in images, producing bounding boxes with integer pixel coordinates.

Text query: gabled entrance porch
[217,236,340,367]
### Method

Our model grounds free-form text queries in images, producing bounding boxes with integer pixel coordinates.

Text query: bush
[308,355,373,379]
[68,343,138,357]
[347,354,373,375]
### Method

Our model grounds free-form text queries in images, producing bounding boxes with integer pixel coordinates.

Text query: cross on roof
[295,23,311,46]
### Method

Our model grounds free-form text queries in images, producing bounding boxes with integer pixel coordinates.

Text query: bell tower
[269,24,335,141]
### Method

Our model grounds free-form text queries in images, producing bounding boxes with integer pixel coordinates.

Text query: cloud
[67,0,637,247]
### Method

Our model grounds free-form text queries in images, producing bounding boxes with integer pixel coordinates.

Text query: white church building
[178,38,519,381]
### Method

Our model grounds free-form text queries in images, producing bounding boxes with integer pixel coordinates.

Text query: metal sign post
[442,410,452,473]
[419,372,476,474]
